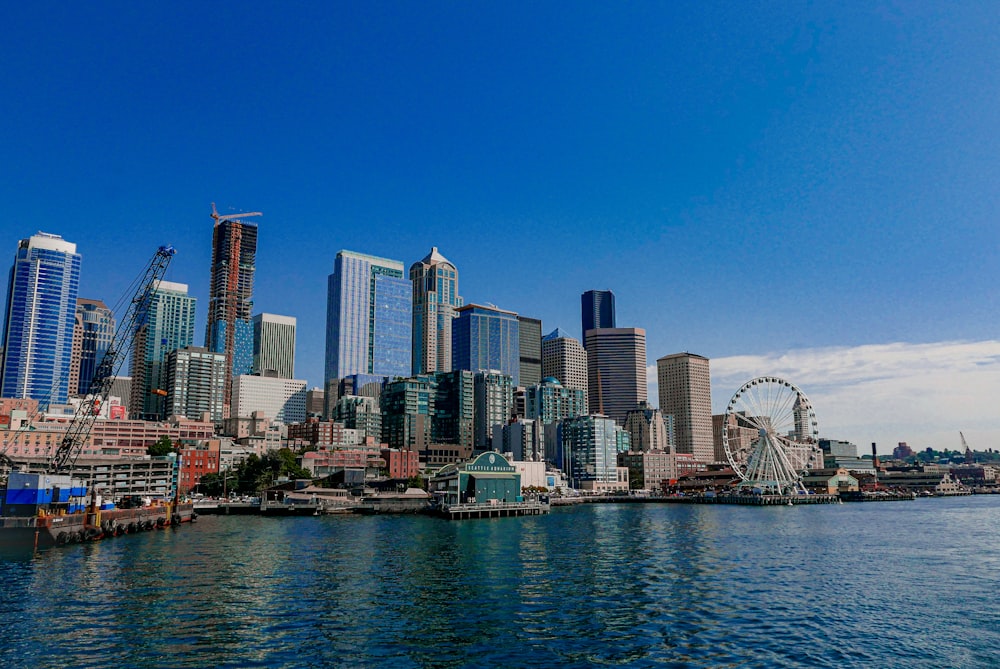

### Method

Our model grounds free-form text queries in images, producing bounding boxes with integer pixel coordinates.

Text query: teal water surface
[2,496,999,668]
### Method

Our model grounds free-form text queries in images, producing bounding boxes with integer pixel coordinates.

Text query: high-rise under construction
[205,204,260,417]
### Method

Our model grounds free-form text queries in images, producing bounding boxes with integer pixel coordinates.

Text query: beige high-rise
[657,352,713,462]
[410,247,462,374]
[541,328,588,406]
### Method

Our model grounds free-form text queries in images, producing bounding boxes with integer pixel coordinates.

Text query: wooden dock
[434,500,550,520]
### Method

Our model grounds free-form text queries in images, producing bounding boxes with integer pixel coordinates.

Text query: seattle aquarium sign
[465,452,515,473]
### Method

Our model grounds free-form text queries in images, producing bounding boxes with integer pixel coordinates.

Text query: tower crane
[211,202,262,222]
[47,245,176,473]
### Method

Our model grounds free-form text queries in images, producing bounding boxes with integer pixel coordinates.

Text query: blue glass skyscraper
[0,232,82,406]
[73,298,115,395]
[325,250,412,384]
[452,304,520,385]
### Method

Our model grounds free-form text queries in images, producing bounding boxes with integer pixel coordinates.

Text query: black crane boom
[47,245,176,474]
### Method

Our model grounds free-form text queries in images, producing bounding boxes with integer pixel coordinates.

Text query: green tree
[147,435,175,457]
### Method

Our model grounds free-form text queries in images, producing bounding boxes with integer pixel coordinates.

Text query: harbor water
[1,496,998,668]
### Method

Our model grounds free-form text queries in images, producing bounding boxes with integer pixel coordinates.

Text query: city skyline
[1,4,998,452]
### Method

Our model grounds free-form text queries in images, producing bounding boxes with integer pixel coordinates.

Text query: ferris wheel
[722,376,821,494]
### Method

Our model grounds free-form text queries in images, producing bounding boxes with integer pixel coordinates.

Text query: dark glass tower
[581,290,615,345]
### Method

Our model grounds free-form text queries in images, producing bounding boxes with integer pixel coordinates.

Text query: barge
[0,471,195,550]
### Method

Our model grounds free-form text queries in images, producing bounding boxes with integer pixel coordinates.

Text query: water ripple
[2,497,999,668]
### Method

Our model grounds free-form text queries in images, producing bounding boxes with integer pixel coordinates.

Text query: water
[2,497,999,668]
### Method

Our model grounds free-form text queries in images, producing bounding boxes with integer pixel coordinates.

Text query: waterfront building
[474,371,514,452]
[69,298,115,397]
[452,304,520,384]
[620,450,678,491]
[541,328,588,405]
[557,414,631,491]
[1,232,81,407]
[1,415,215,461]
[819,439,876,474]
[205,210,259,415]
[130,281,197,420]
[624,402,674,453]
[428,451,521,506]
[178,441,221,494]
[252,313,296,379]
[524,377,586,425]
[517,316,542,387]
[300,446,384,478]
[409,247,462,375]
[580,289,615,345]
[585,328,647,424]
[382,447,420,479]
[165,346,227,422]
[325,250,412,384]
[493,418,543,462]
[231,374,306,424]
[333,394,383,442]
[800,468,860,495]
[657,352,713,462]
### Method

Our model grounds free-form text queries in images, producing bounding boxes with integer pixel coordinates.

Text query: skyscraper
[581,289,615,346]
[165,346,227,422]
[517,316,542,387]
[252,313,296,379]
[130,280,196,420]
[70,298,115,396]
[541,328,588,405]
[656,352,713,463]
[205,208,260,415]
[325,250,412,383]
[585,328,647,424]
[410,247,462,375]
[0,232,81,406]
[452,304,520,384]
[474,370,514,452]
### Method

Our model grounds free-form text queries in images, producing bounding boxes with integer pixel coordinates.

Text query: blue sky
[1,2,997,451]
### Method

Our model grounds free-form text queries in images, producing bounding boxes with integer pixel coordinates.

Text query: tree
[148,435,175,457]
[406,474,424,490]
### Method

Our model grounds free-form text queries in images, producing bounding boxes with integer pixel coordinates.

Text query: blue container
[6,488,45,505]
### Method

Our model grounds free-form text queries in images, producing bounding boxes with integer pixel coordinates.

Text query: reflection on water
[2,497,999,668]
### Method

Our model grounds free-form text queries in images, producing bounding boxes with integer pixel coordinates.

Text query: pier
[434,500,550,519]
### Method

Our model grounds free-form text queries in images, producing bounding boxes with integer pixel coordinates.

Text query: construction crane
[46,245,177,473]
[211,202,262,222]
[961,432,974,464]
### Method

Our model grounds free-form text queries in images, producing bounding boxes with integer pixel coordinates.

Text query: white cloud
[647,340,1000,453]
